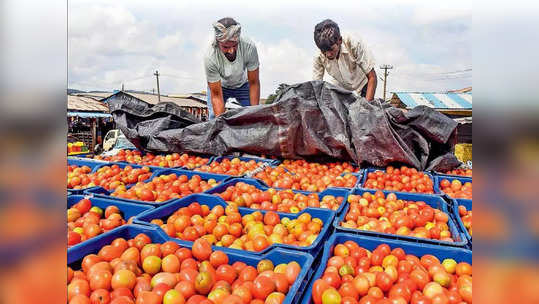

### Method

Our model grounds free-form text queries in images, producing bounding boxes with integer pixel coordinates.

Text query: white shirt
[204,36,259,89]
[313,35,375,94]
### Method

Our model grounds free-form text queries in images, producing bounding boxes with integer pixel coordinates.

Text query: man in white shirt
[204,17,260,118]
[313,19,377,101]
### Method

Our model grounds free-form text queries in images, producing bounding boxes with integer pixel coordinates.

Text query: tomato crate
[68,157,109,167]
[193,155,281,178]
[360,167,441,195]
[133,193,336,258]
[433,170,472,180]
[252,163,362,192]
[67,195,154,251]
[300,232,472,304]
[333,188,468,247]
[435,175,473,199]
[204,177,352,216]
[96,149,214,170]
[67,224,314,304]
[69,161,161,196]
[83,168,231,207]
[67,158,113,194]
[451,198,472,244]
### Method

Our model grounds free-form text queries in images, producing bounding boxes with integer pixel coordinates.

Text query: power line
[153,70,161,102]
[389,73,472,81]
[379,64,393,101]
[438,68,472,74]
[160,73,204,81]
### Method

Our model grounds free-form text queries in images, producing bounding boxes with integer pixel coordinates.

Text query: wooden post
[91,118,97,150]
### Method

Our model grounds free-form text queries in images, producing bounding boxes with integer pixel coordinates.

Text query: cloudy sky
[68,0,471,98]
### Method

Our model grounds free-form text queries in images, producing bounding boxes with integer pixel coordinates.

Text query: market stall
[67,82,472,304]
[67,94,114,153]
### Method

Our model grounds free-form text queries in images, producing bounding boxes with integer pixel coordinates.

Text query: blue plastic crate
[134,193,335,258]
[204,177,352,216]
[452,198,472,243]
[69,161,159,195]
[334,188,467,247]
[193,155,281,178]
[251,162,362,192]
[433,171,473,180]
[68,224,313,304]
[300,232,472,304]
[435,175,473,198]
[84,169,231,207]
[68,195,154,251]
[68,158,111,194]
[361,167,440,195]
[101,150,214,170]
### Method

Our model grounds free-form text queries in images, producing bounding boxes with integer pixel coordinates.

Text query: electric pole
[379,64,393,101]
[154,70,161,102]
[121,83,124,91]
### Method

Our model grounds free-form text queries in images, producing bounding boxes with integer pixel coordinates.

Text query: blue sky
[68,0,472,98]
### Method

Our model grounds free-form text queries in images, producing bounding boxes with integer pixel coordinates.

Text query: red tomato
[252,275,275,300]
[322,272,341,289]
[312,279,331,304]
[375,272,393,292]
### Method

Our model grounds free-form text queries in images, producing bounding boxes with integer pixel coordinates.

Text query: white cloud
[254,39,312,96]
[68,0,471,99]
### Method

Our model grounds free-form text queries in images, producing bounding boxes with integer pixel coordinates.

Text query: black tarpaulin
[108,81,459,171]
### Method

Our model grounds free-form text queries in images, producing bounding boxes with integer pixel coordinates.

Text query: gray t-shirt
[204,36,259,89]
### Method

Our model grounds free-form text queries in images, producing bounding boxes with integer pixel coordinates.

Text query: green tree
[265,83,289,104]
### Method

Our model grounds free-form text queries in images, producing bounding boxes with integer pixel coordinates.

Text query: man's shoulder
[204,42,220,63]
[239,36,257,50]
[313,50,325,63]
[341,34,363,50]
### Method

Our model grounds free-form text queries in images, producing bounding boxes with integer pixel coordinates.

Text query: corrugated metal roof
[449,87,472,93]
[454,116,472,124]
[67,111,112,118]
[392,92,472,109]
[116,92,207,108]
[168,93,208,104]
[73,92,114,100]
[68,95,110,112]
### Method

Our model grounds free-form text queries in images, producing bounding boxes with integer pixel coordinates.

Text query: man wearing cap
[312,19,377,101]
[204,17,260,118]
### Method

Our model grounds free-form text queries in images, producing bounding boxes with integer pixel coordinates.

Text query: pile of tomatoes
[195,158,262,176]
[150,202,324,252]
[254,160,359,192]
[68,165,93,189]
[94,150,210,169]
[439,179,472,200]
[442,169,472,177]
[68,164,153,191]
[214,181,345,213]
[68,198,129,247]
[311,241,472,304]
[457,205,472,236]
[67,234,302,304]
[363,167,434,194]
[340,191,454,242]
[110,173,219,203]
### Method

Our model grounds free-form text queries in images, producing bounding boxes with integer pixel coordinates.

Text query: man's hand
[208,81,225,116]
[247,68,260,105]
[365,69,377,101]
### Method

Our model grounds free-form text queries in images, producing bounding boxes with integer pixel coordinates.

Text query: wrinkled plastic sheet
[107,81,459,171]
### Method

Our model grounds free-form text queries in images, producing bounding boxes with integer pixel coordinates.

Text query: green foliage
[265,83,289,104]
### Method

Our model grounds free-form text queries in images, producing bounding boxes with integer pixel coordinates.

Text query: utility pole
[379,64,393,101]
[154,70,161,102]
[121,83,124,91]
